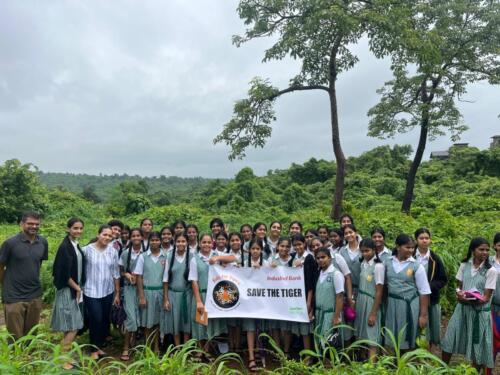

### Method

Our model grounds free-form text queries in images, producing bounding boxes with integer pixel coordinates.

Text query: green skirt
[314,307,343,348]
[162,288,192,335]
[140,289,163,328]
[242,318,257,332]
[385,293,419,349]
[50,287,83,332]
[426,303,441,345]
[290,321,313,336]
[441,303,493,368]
[354,290,381,344]
[191,291,227,340]
[123,284,140,333]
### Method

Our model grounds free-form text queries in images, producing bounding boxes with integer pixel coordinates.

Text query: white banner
[206,265,309,323]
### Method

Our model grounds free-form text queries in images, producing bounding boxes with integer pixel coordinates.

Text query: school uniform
[339,246,361,289]
[354,258,384,344]
[490,256,500,314]
[241,256,270,332]
[339,246,361,340]
[188,243,198,254]
[415,248,447,345]
[377,247,392,263]
[161,245,173,256]
[188,251,227,340]
[491,255,500,360]
[314,264,345,345]
[221,250,244,329]
[266,237,279,258]
[118,248,141,333]
[290,253,315,337]
[441,259,497,368]
[134,250,167,328]
[267,255,294,332]
[51,236,86,332]
[384,256,431,349]
[162,252,192,336]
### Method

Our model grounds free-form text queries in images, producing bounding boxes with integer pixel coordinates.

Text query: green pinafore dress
[441,261,494,368]
[121,249,141,333]
[50,247,84,332]
[384,258,420,349]
[419,257,442,345]
[163,253,192,336]
[266,256,293,332]
[490,256,500,316]
[354,261,382,344]
[140,252,166,328]
[191,252,227,340]
[291,254,313,336]
[340,247,361,341]
[225,250,243,328]
[315,267,343,347]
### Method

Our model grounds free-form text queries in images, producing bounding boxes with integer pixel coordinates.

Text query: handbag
[324,328,343,350]
[110,304,127,326]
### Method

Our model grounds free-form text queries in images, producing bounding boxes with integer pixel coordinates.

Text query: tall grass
[0,326,476,374]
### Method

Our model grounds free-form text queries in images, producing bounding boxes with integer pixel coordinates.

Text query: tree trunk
[401,114,429,214]
[329,84,346,220]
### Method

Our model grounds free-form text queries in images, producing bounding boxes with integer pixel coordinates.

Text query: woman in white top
[82,225,120,360]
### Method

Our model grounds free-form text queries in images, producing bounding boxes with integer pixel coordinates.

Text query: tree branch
[269,84,330,99]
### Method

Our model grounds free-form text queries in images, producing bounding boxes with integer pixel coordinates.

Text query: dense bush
[0,145,498,312]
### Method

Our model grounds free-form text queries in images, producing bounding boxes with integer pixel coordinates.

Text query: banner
[206,265,309,323]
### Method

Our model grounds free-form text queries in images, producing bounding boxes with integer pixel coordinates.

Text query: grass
[0,325,477,375]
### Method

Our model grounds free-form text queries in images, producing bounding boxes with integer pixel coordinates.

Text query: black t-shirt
[0,233,48,303]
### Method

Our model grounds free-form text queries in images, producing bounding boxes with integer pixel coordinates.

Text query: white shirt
[415,248,431,267]
[333,253,351,276]
[272,255,291,266]
[362,258,385,285]
[493,256,500,271]
[133,249,166,275]
[378,247,392,258]
[391,256,431,295]
[456,259,498,290]
[329,246,341,256]
[118,248,141,267]
[162,252,187,283]
[267,237,278,255]
[319,264,345,293]
[188,251,217,281]
[345,246,360,261]
[188,243,198,254]
[82,244,120,298]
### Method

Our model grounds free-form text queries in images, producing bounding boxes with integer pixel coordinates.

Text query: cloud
[0,1,498,178]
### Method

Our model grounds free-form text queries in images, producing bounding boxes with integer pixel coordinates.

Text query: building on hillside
[491,135,500,149]
[431,136,498,160]
[430,150,449,160]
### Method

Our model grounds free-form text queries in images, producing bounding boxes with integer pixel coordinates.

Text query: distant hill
[37,172,227,202]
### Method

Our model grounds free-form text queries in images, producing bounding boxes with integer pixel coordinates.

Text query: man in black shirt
[0,211,48,340]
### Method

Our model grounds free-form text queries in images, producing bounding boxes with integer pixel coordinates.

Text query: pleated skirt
[50,287,83,332]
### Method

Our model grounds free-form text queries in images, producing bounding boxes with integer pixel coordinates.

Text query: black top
[52,236,86,299]
[0,232,48,303]
[424,250,448,305]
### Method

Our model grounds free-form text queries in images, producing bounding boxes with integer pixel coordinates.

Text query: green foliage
[0,159,48,223]
[1,144,498,311]
[0,327,474,374]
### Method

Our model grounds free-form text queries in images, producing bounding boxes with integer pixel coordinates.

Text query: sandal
[120,351,130,361]
[248,359,258,372]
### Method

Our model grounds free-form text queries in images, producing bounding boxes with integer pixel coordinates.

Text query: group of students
[49,215,500,372]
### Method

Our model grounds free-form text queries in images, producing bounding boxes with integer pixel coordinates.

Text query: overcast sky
[1,1,498,178]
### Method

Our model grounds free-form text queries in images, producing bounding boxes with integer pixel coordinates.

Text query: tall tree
[214,0,368,219]
[367,0,500,213]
